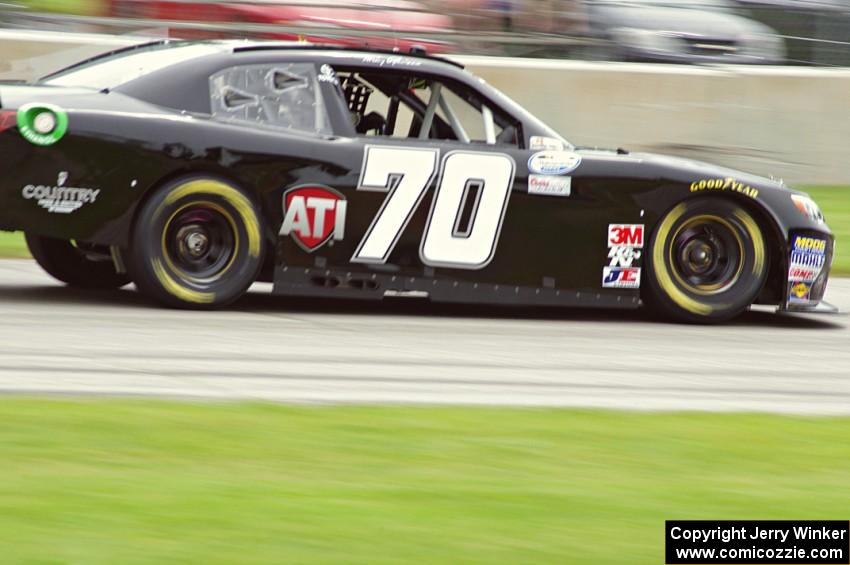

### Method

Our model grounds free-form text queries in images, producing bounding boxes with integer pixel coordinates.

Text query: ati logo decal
[602,267,641,289]
[280,185,347,252]
[608,224,644,247]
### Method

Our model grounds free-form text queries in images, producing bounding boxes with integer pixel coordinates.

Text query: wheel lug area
[186,232,209,257]
[176,224,210,259]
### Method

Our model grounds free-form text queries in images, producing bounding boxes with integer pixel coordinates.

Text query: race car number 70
[352,146,516,269]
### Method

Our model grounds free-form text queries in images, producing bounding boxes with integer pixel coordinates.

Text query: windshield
[42,42,226,90]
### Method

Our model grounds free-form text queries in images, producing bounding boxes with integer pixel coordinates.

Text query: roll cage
[333,68,519,145]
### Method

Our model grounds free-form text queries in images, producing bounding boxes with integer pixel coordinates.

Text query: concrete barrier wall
[0,29,143,80]
[457,56,850,185]
[1,30,847,185]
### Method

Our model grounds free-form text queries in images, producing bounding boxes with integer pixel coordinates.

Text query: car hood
[591,4,772,39]
[645,151,795,190]
[581,149,796,193]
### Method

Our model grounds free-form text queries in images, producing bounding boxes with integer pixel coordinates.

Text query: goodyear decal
[690,177,759,199]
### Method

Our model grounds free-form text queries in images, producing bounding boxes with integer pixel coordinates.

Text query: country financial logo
[21,171,100,214]
[280,185,347,252]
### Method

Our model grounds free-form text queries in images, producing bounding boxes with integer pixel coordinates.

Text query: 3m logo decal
[280,185,347,253]
[608,224,644,247]
[602,267,640,289]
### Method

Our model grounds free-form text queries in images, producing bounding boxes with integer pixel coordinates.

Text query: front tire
[25,234,131,289]
[127,176,265,309]
[645,198,769,323]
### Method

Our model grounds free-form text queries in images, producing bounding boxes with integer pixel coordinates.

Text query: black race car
[0,40,833,322]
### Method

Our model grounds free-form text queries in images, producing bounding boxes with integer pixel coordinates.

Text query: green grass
[0,231,30,258]
[17,0,102,16]
[803,186,850,275]
[1,400,850,564]
[2,185,848,273]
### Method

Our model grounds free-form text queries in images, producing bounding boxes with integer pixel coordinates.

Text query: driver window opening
[336,70,519,146]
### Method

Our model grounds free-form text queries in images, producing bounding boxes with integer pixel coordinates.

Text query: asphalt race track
[0,259,847,415]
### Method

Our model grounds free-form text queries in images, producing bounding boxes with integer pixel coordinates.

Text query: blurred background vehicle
[107,0,454,53]
[0,0,849,63]
[584,0,785,64]
[733,0,850,65]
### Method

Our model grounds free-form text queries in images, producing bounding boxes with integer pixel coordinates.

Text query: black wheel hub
[177,225,211,259]
[164,206,235,281]
[672,218,742,294]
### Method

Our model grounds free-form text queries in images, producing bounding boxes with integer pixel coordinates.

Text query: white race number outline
[352,145,516,269]
[351,146,439,264]
[420,151,515,268]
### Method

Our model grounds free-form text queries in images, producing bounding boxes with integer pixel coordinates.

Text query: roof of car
[229,40,465,69]
[57,38,464,78]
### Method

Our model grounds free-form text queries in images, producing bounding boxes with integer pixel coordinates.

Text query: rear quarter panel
[0,105,345,248]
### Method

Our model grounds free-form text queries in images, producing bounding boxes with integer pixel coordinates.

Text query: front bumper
[780,300,840,315]
[778,231,834,312]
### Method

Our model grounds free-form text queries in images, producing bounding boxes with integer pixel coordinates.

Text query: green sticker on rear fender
[17,103,68,146]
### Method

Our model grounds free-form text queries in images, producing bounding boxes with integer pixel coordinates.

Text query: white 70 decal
[352,146,515,269]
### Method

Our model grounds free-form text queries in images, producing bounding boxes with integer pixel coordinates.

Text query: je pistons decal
[603,267,640,288]
[279,185,347,252]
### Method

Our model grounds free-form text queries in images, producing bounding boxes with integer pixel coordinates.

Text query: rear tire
[645,198,769,323]
[126,176,265,309]
[25,234,131,289]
